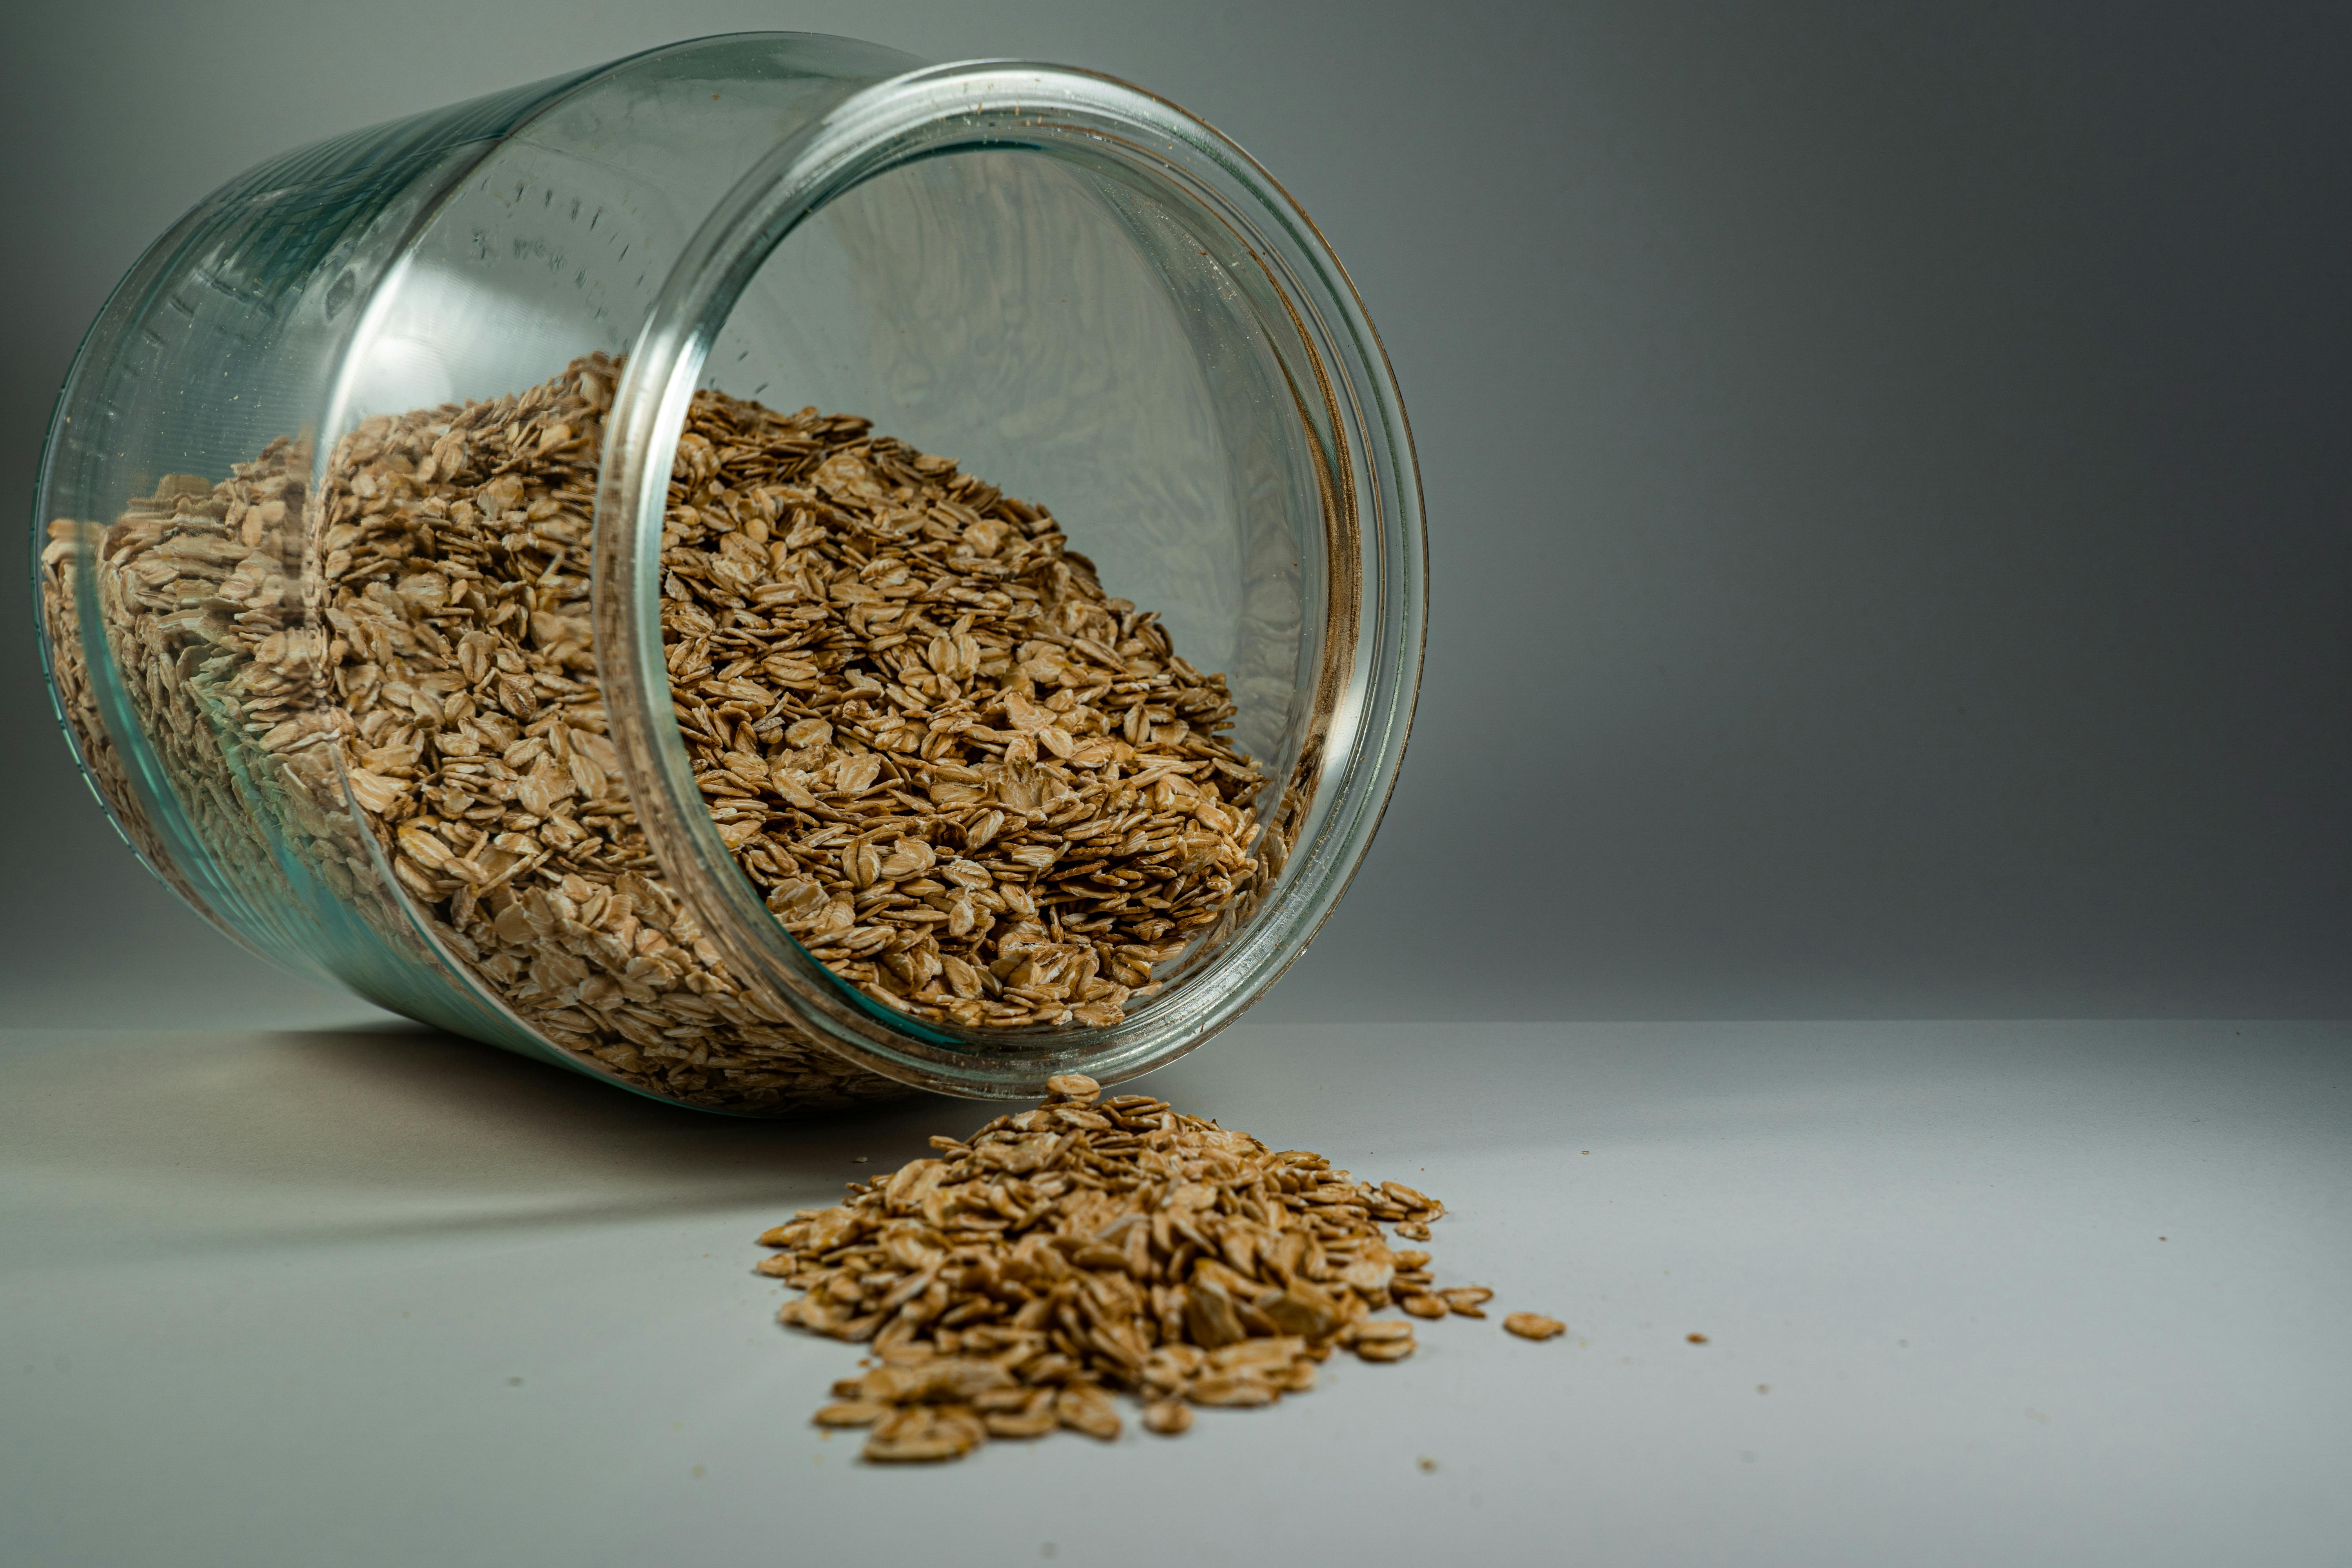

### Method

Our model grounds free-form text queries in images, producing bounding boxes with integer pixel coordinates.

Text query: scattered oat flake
[1142,1400,1192,1436]
[1504,1312,1565,1341]
[1686,1332,1710,1344]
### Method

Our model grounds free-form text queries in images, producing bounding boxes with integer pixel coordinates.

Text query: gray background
[3,0,2345,1027]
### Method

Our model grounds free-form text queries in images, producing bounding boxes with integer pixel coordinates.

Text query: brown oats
[1053,1385,1123,1441]
[757,1073,1473,1461]
[1504,1312,1566,1341]
[812,1400,891,1426]
[43,356,1293,1112]
[1439,1287,1494,1319]
[1142,1400,1193,1436]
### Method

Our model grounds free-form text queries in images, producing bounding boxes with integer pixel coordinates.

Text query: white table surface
[4,1019,2347,1566]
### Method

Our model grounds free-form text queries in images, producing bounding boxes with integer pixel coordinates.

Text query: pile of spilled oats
[757,1074,1566,1462]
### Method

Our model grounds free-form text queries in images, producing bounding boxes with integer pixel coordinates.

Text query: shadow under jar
[32,33,1424,1114]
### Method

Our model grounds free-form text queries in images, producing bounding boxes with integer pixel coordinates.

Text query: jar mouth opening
[592,60,1423,1098]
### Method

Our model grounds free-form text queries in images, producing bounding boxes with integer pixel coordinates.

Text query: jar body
[33,34,1424,1112]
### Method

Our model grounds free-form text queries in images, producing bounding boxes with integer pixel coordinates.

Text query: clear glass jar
[32,32,1423,1114]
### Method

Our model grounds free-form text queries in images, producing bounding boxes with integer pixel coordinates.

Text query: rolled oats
[1439,1286,1494,1319]
[40,356,1289,1111]
[756,1073,1507,1463]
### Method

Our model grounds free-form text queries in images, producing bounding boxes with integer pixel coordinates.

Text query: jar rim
[590,55,1426,1098]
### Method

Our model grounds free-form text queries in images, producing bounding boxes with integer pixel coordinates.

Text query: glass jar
[32,32,1423,1114]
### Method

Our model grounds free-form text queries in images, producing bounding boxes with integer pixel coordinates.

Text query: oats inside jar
[55,353,1278,1109]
